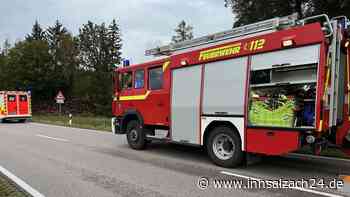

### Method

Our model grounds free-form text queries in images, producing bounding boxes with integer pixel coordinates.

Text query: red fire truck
[0,91,32,123]
[112,14,350,167]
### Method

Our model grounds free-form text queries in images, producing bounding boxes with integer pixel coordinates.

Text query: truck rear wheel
[206,126,243,168]
[126,120,146,150]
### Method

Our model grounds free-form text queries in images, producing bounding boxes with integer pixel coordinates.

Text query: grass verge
[32,114,111,132]
[0,174,30,197]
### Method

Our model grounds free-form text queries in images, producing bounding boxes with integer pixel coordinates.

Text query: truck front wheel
[206,126,243,168]
[126,120,146,150]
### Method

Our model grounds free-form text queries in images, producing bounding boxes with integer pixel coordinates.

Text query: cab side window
[120,72,133,90]
[20,95,27,101]
[134,69,145,89]
[149,67,163,90]
[8,95,16,102]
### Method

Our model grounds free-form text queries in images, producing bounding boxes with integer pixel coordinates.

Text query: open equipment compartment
[248,44,320,129]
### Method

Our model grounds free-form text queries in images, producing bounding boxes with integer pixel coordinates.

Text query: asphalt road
[0,122,349,197]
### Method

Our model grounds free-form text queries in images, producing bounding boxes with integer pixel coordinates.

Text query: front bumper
[0,115,32,120]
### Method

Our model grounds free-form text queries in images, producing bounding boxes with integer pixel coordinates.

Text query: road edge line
[220,171,343,197]
[0,165,45,197]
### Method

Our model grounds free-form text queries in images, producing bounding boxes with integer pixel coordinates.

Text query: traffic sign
[55,91,65,100]
[55,91,65,104]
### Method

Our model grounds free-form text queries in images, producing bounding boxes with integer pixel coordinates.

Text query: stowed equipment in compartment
[248,44,319,129]
[249,84,316,128]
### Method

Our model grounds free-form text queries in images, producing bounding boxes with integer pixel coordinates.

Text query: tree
[2,39,11,56]
[0,45,8,89]
[0,19,122,115]
[78,21,100,71]
[78,20,122,72]
[108,19,122,69]
[5,40,52,102]
[310,0,350,18]
[26,21,45,41]
[46,20,68,49]
[226,0,350,27]
[55,34,79,93]
[45,20,78,97]
[171,20,194,43]
[78,19,122,114]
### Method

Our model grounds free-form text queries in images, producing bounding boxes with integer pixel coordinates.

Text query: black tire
[206,126,243,168]
[126,120,146,150]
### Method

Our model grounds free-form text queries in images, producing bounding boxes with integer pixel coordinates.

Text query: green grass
[32,114,111,132]
[0,174,30,197]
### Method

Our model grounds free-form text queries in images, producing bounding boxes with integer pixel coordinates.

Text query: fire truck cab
[0,91,32,123]
[112,14,350,167]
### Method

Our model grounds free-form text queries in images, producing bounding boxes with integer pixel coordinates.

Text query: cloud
[0,0,233,62]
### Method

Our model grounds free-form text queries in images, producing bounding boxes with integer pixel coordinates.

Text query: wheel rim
[129,129,138,142]
[212,133,235,160]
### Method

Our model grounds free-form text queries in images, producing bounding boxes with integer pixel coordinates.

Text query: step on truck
[111,13,350,167]
[0,91,32,123]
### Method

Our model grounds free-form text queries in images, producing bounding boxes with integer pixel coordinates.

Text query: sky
[0,0,234,63]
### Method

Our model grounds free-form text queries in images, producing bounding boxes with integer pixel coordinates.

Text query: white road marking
[0,165,45,197]
[220,171,343,197]
[36,134,69,142]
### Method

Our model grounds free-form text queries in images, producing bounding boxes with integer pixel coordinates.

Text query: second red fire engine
[0,91,32,123]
